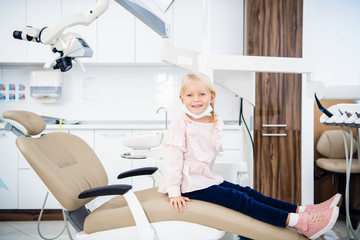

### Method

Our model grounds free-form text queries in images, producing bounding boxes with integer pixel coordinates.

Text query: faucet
[156,107,168,130]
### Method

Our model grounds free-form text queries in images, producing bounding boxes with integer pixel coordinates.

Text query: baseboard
[0,209,63,221]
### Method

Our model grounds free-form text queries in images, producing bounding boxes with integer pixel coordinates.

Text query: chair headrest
[3,110,46,136]
[317,130,357,159]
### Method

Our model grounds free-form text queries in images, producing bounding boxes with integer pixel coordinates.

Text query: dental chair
[3,110,306,240]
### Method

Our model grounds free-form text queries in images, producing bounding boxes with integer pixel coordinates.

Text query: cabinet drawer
[18,169,61,209]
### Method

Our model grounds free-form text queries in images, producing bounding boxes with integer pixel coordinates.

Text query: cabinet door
[94,130,133,207]
[18,169,61,209]
[172,0,203,52]
[94,130,132,185]
[0,131,18,209]
[134,0,173,63]
[254,129,301,204]
[0,0,27,62]
[254,73,302,205]
[62,0,97,62]
[26,0,62,63]
[97,0,135,63]
[215,129,244,183]
[130,130,161,191]
[135,19,163,63]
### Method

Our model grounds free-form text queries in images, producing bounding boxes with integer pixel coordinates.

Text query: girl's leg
[183,184,289,227]
[220,181,298,213]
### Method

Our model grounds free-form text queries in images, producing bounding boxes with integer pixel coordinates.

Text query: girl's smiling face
[180,80,214,116]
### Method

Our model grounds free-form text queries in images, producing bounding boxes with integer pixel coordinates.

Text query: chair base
[76,221,226,240]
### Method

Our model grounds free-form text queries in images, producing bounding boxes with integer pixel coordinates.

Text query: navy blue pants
[182,181,297,227]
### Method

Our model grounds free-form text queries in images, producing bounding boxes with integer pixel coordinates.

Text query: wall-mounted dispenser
[30,71,62,103]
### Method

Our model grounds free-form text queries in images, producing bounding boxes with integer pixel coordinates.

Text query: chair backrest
[3,110,108,211]
[317,130,357,159]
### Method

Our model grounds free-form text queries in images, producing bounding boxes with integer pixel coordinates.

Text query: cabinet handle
[262,133,287,137]
[101,133,128,137]
[262,124,287,128]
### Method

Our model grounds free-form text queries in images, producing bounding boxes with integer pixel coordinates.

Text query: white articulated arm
[14,0,109,45]
[40,0,110,45]
[123,191,156,240]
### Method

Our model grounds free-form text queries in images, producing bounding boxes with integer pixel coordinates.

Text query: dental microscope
[12,0,110,72]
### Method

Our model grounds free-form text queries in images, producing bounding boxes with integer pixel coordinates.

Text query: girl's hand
[170,196,190,212]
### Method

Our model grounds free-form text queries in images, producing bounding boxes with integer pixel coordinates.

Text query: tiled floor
[0,214,358,240]
[0,220,76,240]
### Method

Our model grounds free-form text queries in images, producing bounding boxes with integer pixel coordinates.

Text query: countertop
[0,120,241,130]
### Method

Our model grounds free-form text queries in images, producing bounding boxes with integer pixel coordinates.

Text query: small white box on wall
[30,70,62,103]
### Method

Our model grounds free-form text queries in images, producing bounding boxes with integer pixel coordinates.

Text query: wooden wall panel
[247,0,303,58]
[247,0,303,204]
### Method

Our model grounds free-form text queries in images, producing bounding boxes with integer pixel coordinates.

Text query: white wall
[303,0,360,86]
[0,65,240,122]
[301,0,360,204]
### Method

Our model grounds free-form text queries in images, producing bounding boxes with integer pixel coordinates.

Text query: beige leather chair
[3,110,306,240]
[316,130,359,174]
[316,130,360,223]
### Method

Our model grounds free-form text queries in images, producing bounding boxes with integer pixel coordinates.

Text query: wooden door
[247,0,303,205]
[254,73,302,204]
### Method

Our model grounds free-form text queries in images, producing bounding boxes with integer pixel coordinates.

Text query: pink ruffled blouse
[158,113,224,198]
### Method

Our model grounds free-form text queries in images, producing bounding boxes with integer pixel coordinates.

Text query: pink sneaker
[305,193,342,212]
[294,207,339,239]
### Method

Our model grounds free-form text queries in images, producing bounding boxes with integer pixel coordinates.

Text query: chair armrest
[79,184,156,240]
[78,184,132,199]
[117,167,158,179]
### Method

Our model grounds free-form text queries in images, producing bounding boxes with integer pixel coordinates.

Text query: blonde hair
[180,72,218,126]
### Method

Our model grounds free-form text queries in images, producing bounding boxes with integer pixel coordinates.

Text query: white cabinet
[0,0,27,62]
[94,129,160,192]
[130,130,161,191]
[97,0,135,63]
[172,0,244,54]
[18,169,61,209]
[0,131,19,209]
[0,125,244,210]
[217,128,242,162]
[172,0,203,52]
[135,19,163,63]
[94,130,133,185]
[93,130,133,207]
[214,128,244,183]
[134,0,173,63]
[26,0,62,63]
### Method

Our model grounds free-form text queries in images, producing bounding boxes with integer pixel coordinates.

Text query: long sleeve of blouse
[163,145,185,198]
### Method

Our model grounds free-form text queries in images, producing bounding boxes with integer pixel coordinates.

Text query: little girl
[158,72,340,239]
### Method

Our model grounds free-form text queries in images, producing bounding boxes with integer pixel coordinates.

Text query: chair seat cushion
[84,187,306,240]
[316,158,360,173]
